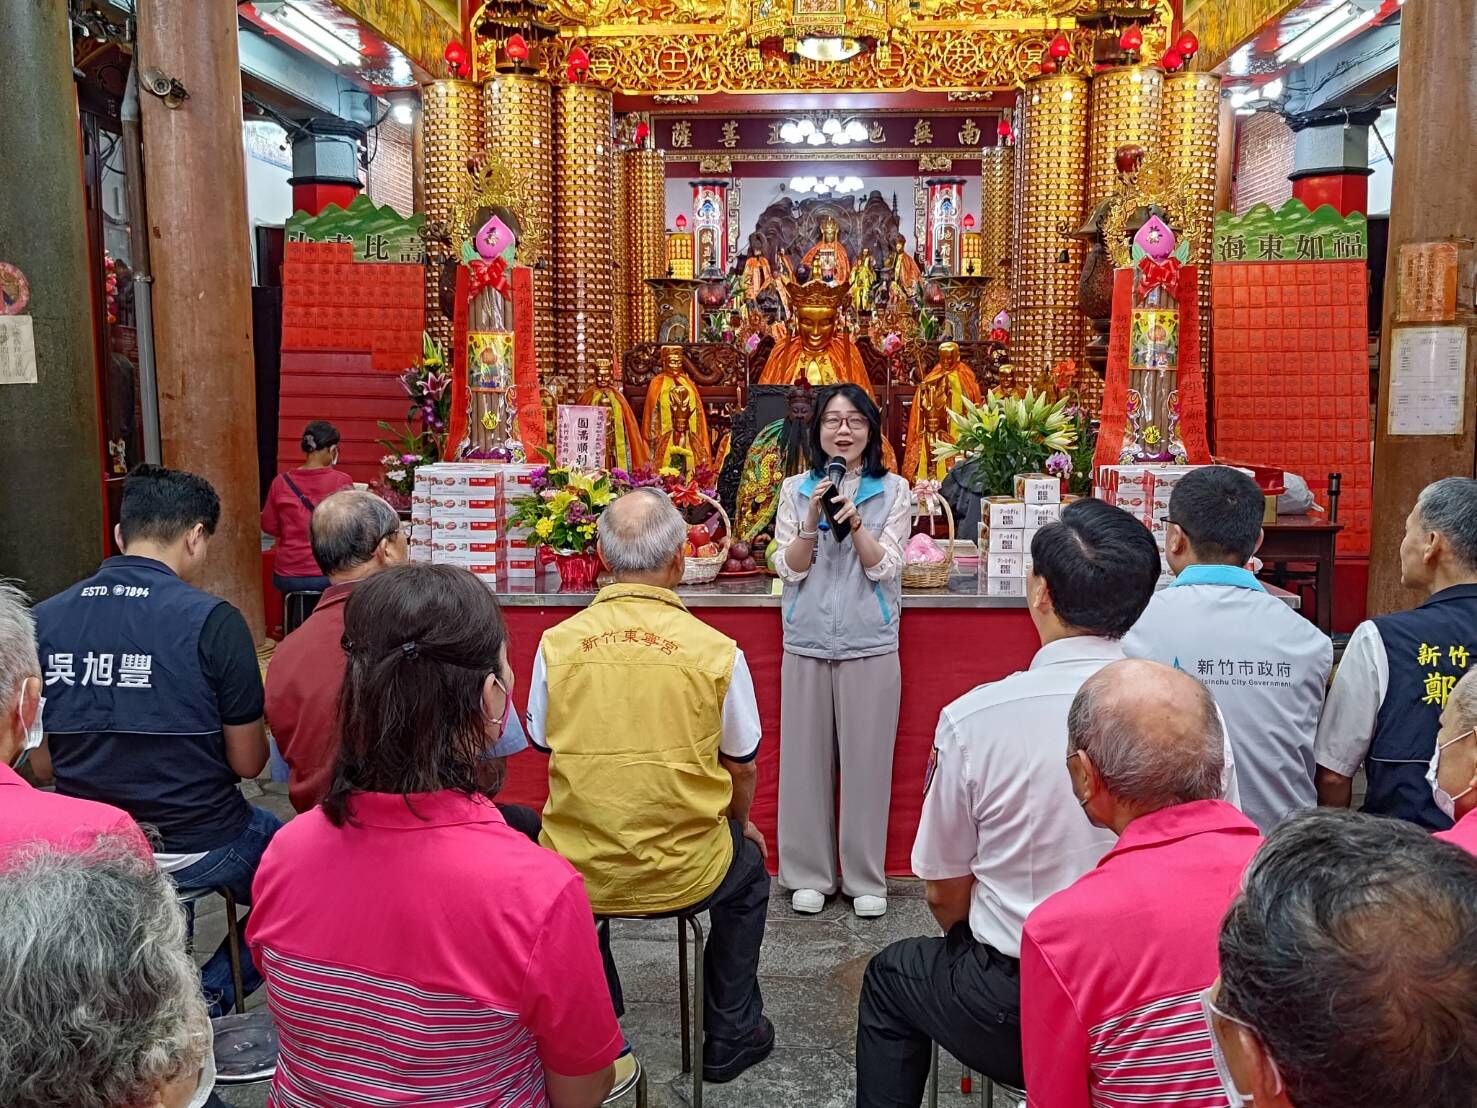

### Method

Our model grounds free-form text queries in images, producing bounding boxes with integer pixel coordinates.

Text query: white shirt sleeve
[771,477,811,583]
[1314,620,1388,777]
[526,643,551,752]
[1216,703,1241,809]
[719,649,762,761]
[864,478,914,583]
[911,712,978,880]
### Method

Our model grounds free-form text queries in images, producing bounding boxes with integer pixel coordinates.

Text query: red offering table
[492,572,1299,876]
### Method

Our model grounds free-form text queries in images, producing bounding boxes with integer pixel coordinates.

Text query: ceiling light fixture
[845,120,867,141]
[795,36,863,62]
[1298,5,1377,62]
[822,117,842,135]
[1277,2,1354,62]
[391,101,415,125]
[796,119,816,138]
[265,3,363,67]
[806,131,827,146]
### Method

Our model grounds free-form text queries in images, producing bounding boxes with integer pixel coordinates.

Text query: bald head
[1068,659,1224,812]
[310,489,402,581]
[597,488,687,580]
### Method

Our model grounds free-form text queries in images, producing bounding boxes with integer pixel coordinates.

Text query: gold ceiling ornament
[699,155,734,172]
[918,153,954,171]
[653,92,701,103]
[1099,150,1200,268]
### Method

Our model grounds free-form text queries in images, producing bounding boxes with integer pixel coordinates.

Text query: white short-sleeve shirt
[1313,619,1389,777]
[912,634,1242,958]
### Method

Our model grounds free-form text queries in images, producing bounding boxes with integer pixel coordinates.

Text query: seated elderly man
[1435,668,1477,853]
[0,840,215,1108]
[266,488,537,835]
[527,487,774,1083]
[1208,808,1477,1107]
[1021,659,1262,1107]
[0,583,147,863]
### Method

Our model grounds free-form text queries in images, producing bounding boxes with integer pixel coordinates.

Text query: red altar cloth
[495,603,1042,877]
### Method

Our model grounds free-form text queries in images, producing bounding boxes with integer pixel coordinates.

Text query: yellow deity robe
[757,336,874,398]
[903,364,982,483]
[577,384,648,472]
[642,371,712,471]
[802,240,851,286]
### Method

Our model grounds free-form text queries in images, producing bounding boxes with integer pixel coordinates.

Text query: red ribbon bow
[468,257,510,299]
[988,327,1009,344]
[1136,255,1181,295]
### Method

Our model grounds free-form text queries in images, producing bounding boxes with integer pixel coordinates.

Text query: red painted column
[1287,108,1379,218]
[1291,172,1369,218]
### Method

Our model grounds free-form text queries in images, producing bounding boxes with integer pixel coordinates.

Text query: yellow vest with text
[538,583,737,915]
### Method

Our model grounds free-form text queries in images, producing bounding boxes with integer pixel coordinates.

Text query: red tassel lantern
[506,33,529,62]
[1175,31,1199,58]
[1048,33,1072,59]
[1119,26,1143,52]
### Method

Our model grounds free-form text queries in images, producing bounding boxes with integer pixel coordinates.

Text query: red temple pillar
[1287,108,1379,217]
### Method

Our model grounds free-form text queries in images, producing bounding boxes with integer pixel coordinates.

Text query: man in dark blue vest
[31,465,279,1014]
[1315,477,1477,829]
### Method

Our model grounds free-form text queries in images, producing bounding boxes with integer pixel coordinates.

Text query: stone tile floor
[205,782,1019,1107]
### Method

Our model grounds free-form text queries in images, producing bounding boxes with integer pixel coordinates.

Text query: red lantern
[1160,48,1183,71]
[506,33,529,62]
[1048,33,1072,59]
[963,213,976,231]
[996,117,1013,142]
[675,213,688,231]
[1176,30,1199,57]
[568,45,590,74]
[1039,57,1058,74]
[633,121,650,145]
[443,41,467,74]
[1119,26,1143,52]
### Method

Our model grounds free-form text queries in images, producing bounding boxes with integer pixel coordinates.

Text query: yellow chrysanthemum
[535,517,555,538]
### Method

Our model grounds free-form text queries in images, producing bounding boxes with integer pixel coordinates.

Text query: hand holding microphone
[819,456,856,542]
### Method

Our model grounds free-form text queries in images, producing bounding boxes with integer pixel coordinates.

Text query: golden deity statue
[643,344,712,473]
[852,249,877,312]
[757,277,873,396]
[903,341,982,483]
[742,245,774,307]
[578,358,648,472]
[887,234,923,306]
[801,217,851,285]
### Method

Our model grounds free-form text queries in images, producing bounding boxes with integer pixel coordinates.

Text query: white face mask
[1427,728,1475,820]
[11,689,42,769]
[1201,986,1282,1107]
[185,1048,217,1108]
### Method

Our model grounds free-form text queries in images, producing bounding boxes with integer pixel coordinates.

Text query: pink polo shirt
[1021,800,1262,1108]
[1436,807,1477,856]
[0,763,149,865]
[247,790,622,1107]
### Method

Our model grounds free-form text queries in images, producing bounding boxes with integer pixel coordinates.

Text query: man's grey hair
[0,581,39,716]
[1449,668,1477,735]
[0,840,211,1108]
[597,488,687,575]
[1417,477,1477,572]
[1066,660,1224,809]
[310,489,400,577]
[1218,809,1477,1108]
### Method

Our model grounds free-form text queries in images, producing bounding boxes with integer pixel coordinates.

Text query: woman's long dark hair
[808,383,887,478]
[323,563,509,826]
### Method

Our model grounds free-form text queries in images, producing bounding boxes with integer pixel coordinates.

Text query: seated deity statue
[577,358,648,472]
[642,344,711,473]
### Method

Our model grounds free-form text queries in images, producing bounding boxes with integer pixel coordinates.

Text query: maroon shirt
[261,467,354,579]
[264,580,359,812]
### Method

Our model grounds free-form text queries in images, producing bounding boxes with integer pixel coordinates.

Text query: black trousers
[855,921,1024,1107]
[598,818,770,1042]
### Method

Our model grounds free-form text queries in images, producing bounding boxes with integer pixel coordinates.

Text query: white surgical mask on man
[10,687,42,769]
[1427,728,1476,820]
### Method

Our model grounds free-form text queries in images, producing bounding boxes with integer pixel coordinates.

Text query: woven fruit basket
[681,493,733,585]
[902,490,956,589]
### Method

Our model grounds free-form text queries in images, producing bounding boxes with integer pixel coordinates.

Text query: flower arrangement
[508,462,617,554]
[615,463,720,523]
[400,334,453,452]
[934,388,1078,497]
[371,423,437,510]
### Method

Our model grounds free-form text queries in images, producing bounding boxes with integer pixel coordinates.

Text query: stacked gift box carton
[977,474,1062,598]
[408,463,550,583]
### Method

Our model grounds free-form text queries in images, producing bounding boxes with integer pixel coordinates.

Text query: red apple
[687,525,710,547]
[729,541,751,561]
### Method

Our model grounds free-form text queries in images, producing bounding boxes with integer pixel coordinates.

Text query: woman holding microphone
[772,382,911,918]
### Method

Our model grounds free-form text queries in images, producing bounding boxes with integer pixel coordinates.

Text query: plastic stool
[604,1052,648,1107]
[178,885,247,1016]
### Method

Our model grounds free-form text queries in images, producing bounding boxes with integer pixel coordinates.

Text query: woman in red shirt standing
[261,420,354,595]
[248,564,625,1107]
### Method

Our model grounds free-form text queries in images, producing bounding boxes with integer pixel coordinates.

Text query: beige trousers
[777,650,902,900]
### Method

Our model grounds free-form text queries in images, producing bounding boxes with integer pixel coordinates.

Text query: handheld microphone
[820,456,853,542]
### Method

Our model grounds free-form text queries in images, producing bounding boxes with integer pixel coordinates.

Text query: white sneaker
[853,895,888,918]
[791,889,825,914]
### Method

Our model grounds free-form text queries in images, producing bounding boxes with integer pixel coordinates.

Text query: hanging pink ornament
[1133,214,1176,262]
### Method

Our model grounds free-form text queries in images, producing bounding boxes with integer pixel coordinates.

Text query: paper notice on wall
[1389,326,1468,436]
[0,315,37,385]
